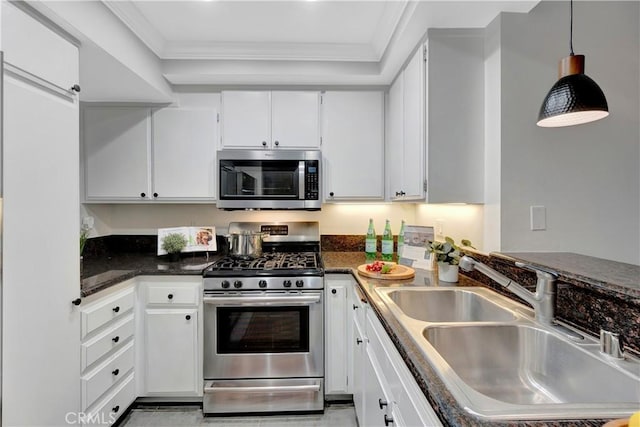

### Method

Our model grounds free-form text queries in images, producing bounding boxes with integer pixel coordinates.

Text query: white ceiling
[105,1,407,61]
[34,0,540,97]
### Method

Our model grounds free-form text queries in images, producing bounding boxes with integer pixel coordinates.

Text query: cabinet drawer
[82,341,134,410]
[146,284,199,306]
[84,372,135,426]
[82,315,134,372]
[81,288,135,339]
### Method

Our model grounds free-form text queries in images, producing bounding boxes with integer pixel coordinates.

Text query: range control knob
[234,280,243,289]
[221,280,231,289]
[295,280,304,288]
[283,280,292,288]
[258,280,268,288]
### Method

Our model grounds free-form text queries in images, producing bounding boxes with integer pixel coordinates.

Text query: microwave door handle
[298,161,305,200]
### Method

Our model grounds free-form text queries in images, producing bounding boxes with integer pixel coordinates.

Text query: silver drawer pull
[205,384,321,393]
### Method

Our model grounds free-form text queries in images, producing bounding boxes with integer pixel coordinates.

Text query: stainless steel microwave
[217,150,321,210]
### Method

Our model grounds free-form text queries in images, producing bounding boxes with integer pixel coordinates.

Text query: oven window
[217,307,310,353]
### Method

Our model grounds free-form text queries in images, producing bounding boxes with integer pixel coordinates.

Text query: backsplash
[321,234,396,252]
[461,251,640,357]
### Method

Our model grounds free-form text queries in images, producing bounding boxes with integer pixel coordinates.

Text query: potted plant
[427,237,474,282]
[162,233,187,262]
[80,224,91,276]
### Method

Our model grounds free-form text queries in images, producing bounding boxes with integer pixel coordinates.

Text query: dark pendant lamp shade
[536,1,609,127]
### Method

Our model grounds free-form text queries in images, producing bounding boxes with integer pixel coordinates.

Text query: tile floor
[119,404,357,427]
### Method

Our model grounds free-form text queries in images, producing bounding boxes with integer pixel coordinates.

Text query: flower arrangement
[427,237,474,265]
[80,224,91,255]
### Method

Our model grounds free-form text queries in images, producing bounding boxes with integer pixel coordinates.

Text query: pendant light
[537,0,609,127]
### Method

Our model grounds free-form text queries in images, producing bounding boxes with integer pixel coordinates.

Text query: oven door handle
[204,384,321,393]
[203,295,321,306]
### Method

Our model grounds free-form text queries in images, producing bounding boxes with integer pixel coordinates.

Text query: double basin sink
[375,286,640,421]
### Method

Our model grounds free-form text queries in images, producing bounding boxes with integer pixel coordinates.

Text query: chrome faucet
[459,256,558,325]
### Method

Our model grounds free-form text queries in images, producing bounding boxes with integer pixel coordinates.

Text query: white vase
[437,262,459,283]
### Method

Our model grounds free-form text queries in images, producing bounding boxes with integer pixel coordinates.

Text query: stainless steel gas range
[202,222,324,415]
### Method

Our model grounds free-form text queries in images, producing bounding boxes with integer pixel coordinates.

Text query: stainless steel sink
[424,324,639,405]
[382,288,516,322]
[374,286,640,420]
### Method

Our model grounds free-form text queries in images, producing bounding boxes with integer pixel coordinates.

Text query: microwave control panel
[305,161,320,200]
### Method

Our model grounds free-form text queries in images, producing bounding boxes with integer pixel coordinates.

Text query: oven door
[203,290,324,380]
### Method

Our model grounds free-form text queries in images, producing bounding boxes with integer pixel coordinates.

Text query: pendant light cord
[569,0,574,55]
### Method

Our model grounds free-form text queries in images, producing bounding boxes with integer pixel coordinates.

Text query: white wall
[496,1,639,265]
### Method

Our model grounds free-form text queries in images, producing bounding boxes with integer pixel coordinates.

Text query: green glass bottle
[397,220,406,258]
[381,219,393,261]
[365,218,377,261]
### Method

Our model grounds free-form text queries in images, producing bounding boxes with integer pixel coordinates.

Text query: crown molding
[162,41,379,62]
[103,0,166,57]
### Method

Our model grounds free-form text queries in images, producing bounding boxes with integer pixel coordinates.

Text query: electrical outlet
[435,220,444,238]
[530,206,546,231]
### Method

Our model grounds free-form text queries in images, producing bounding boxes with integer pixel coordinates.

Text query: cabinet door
[221,91,271,148]
[401,47,426,200]
[386,75,404,200]
[271,91,320,148]
[152,108,217,200]
[144,309,200,395]
[427,32,485,204]
[3,68,81,424]
[323,91,384,201]
[363,347,390,427]
[83,107,151,200]
[2,2,79,90]
[325,277,351,395]
[352,315,366,425]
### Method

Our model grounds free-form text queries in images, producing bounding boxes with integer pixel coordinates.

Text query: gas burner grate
[208,252,320,272]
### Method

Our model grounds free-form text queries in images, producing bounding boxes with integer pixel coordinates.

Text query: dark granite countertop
[496,252,639,297]
[323,251,615,427]
[80,253,219,297]
[80,249,632,426]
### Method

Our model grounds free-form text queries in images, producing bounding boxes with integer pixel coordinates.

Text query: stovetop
[203,251,324,278]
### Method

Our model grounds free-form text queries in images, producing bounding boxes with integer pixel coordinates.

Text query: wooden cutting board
[357,262,416,280]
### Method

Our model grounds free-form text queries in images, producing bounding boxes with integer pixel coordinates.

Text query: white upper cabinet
[322,91,384,201]
[386,33,484,204]
[83,106,218,202]
[221,91,271,148]
[221,90,320,149]
[152,108,217,200]
[386,47,426,201]
[401,49,426,200]
[426,30,484,203]
[83,107,152,201]
[271,91,320,148]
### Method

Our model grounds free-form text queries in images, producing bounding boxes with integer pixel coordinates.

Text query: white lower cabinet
[349,277,442,427]
[138,277,203,397]
[325,274,354,395]
[80,281,137,426]
[144,308,200,394]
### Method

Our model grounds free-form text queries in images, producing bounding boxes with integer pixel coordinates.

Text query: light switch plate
[530,206,546,231]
